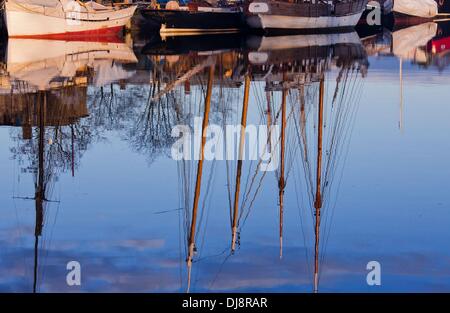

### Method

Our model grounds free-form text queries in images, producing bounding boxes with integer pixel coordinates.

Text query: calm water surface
[1,21,450,292]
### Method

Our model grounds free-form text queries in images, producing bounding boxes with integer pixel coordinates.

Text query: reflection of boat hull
[5,0,136,38]
[6,38,138,90]
[142,33,245,55]
[246,31,366,66]
[141,9,245,35]
[246,0,367,31]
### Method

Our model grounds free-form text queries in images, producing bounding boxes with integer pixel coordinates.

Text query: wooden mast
[313,77,324,293]
[186,65,215,293]
[279,86,287,259]
[231,73,251,252]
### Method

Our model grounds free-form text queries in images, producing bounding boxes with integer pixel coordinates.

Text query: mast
[231,73,250,252]
[313,77,324,293]
[278,85,287,259]
[186,65,215,293]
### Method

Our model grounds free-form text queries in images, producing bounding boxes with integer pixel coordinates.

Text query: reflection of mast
[71,125,75,177]
[278,86,287,259]
[231,74,250,253]
[266,89,272,150]
[313,78,324,293]
[186,65,214,293]
[399,58,404,132]
[299,85,308,157]
[34,91,46,293]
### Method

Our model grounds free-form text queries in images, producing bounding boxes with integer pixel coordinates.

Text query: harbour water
[0,20,450,292]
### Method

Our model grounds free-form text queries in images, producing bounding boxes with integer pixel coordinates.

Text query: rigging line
[320,76,364,275]
[241,109,268,213]
[178,198,183,291]
[318,68,364,278]
[195,159,217,251]
[239,107,271,214]
[321,68,353,202]
[241,83,267,204]
[239,109,282,217]
[193,163,217,291]
[238,164,269,231]
[239,90,272,206]
[194,246,229,263]
[292,97,313,207]
[208,250,233,291]
[293,167,313,287]
[322,68,360,203]
[294,98,315,224]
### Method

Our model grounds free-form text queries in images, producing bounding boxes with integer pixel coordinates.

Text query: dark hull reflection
[142,33,246,55]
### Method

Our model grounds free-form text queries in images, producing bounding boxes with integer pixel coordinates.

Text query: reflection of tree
[86,83,179,164]
[85,53,241,165]
[9,87,97,180]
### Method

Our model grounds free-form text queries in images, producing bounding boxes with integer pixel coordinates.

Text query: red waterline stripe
[9,26,124,43]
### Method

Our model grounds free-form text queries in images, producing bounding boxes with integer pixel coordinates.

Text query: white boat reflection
[362,22,438,64]
[390,22,437,62]
[246,31,364,66]
[3,38,138,91]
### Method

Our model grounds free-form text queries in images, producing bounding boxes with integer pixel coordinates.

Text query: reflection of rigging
[293,47,367,293]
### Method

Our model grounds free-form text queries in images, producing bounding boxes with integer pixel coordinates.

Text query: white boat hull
[393,0,438,18]
[4,1,136,37]
[247,11,364,30]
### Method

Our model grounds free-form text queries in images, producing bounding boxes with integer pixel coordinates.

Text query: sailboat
[4,0,137,38]
[140,0,245,35]
[246,0,368,31]
[393,0,438,19]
